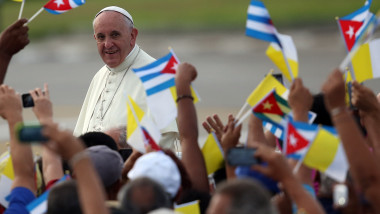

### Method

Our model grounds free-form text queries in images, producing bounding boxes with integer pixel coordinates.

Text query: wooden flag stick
[18,0,25,20]
[26,7,44,24]
[235,109,251,127]
[235,102,248,121]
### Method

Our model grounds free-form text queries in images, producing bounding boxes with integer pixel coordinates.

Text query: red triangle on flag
[44,0,72,10]
[161,55,178,74]
[338,19,363,51]
[253,91,284,116]
[142,127,161,151]
[285,123,309,155]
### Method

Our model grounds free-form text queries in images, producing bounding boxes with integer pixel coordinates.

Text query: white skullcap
[95,6,134,24]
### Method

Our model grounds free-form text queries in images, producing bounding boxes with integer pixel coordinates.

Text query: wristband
[176,94,193,103]
[69,150,88,168]
[330,106,347,117]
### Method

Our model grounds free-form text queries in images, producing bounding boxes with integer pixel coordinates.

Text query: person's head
[118,177,172,214]
[47,180,82,214]
[79,131,119,151]
[128,151,182,199]
[206,179,278,214]
[104,126,129,150]
[93,6,138,68]
[86,145,123,199]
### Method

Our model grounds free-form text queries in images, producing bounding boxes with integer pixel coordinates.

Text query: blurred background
[0,0,380,148]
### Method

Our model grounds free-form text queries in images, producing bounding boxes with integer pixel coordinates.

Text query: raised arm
[0,19,29,84]
[288,78,313,123]
[0,85,35,193]
[175,62,209,193]
[221,115,242,179]
[351,81,380,158]
[253,144,325,214]
[42,124,109,214]
[30,83,64,186]
[322,69,380,212]
[287,78,314,186]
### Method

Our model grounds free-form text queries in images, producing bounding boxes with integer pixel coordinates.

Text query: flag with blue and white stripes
[27,175,70,214]
[246,0,281,47]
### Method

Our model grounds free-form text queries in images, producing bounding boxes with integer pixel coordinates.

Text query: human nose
[104,37,114,48]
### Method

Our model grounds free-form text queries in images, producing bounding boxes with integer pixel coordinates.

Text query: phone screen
[21,93,34,108]
[227,147,259,166]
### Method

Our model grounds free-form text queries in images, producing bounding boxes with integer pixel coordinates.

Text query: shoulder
[133,47,156,68]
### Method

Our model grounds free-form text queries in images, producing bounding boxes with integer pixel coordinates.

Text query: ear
[130,28,138,46]
[93,34,96,41]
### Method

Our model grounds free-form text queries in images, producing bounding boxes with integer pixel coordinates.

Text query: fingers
[202,121,212,133]
[213,114,224,129]
[0,85,15,94]
[29,86,49,101]
[44,83,50,98]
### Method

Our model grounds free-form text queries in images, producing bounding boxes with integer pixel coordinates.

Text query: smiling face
[93,11,137,68]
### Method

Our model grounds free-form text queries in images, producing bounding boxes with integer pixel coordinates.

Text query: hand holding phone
[227,147,261,166]
[16,123,48,143]
[21,93,34,108]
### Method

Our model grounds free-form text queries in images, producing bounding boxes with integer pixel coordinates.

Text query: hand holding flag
[27,0,86,24]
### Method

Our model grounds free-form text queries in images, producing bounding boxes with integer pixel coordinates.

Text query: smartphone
[333,184,348,208]
[227,147,260,166]
[15,123,48,143]
[21,93,34,108]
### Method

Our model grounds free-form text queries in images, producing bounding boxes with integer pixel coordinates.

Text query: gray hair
[215,179,278,214]
[118,177,172,213]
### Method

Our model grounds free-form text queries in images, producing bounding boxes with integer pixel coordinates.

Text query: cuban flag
[44,0,85,14]
[246,0,281,47]
[133,50,200,130]
[263,111,316,140]
[133,50,179,129]
[283,120,318,160]
[337,0,373,51]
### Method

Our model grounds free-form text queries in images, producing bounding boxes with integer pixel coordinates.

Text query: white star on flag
[54,0,65,8]
[289,134,298,147]
[345,26,355,39]
[172,63,178,72]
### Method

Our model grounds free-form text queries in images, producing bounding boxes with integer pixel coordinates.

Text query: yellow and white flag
[351,38,380,83]
[0,151,14,208]
[126,96,161,153]
[175,200,200,214]
[266,34,299,82]
[303,128,348,182]
[201,132,224,175]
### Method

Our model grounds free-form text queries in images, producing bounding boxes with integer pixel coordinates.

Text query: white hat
[128,151,181,198]
[95,6,134,24]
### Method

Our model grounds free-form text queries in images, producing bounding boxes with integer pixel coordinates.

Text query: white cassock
[74,45,179,149]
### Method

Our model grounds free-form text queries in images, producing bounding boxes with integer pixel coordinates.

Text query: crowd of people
[1,5,380,214]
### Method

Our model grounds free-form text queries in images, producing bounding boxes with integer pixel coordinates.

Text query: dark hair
[47,180,82,214]
[119,177,172,214]
[79,131,118,151]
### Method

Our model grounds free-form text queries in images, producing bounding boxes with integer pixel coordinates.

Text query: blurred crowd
[1,6,380,214]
